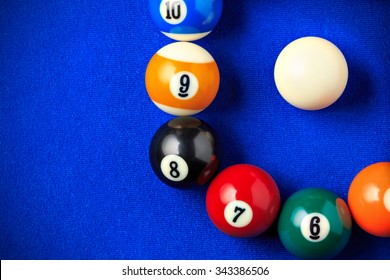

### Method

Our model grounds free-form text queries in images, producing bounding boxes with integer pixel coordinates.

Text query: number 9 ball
[278,188,352,259]
[149,117,220,189]
[145,42,220,116]
[206,164,280,238]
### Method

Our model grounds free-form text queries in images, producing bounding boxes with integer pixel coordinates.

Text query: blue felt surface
[1,0,389,260]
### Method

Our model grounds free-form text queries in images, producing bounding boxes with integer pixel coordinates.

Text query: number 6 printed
[301,213,330,242]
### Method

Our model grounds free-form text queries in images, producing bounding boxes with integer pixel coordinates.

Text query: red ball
[206,164,281,238]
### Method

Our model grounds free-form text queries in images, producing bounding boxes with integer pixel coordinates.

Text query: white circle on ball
[169,71,199,100]
[160,0,187,25]
[160,154,188,182]
[274,36,348,110]
[300,213,330,242]
[224,200,253,228]
[384,188,390,213]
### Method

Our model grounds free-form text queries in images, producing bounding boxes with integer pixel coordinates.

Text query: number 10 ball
[149,0,223,41]
[145,42,220,116]
[278,188,352,259]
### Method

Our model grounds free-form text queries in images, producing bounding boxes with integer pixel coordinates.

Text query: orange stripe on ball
[145,53,220,111]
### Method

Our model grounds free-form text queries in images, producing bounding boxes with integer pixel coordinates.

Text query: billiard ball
[149,116,220,189]
[149,0,223,41]
[206,164,280,238]
[278,188,352,259]
[274,36,348,110]
[348,162,390,237]
[145,42,220,116]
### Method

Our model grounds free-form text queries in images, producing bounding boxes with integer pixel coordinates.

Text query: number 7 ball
[206,164,280,238]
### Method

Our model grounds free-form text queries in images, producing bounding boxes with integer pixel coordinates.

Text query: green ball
[278,188,352,259]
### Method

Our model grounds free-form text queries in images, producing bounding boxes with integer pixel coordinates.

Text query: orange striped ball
[145,42,220,116]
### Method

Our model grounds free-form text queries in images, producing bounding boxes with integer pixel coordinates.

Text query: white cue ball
[274,36,348,110]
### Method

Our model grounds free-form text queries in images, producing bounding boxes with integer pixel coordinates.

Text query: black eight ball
[149,117,220,189]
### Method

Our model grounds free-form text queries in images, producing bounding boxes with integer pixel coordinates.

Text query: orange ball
[348,162,390,237]
[145,42,220,116]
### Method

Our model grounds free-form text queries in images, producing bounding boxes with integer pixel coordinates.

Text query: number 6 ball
[206,164,280,238]
[278,188,352,259]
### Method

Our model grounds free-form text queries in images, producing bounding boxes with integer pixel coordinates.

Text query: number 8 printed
[160,154,189,182]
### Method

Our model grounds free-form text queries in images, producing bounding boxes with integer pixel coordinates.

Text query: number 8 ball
[149,117,220,189]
